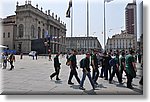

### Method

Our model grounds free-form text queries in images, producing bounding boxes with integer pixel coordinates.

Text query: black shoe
[68,82,74,85]
[99,76,103,78]
[109,81,113,84]
[79,86,85,90]
[56,78,61,80]
[50,76,53,80]
[127,86,134,89]
[104,78,108,80]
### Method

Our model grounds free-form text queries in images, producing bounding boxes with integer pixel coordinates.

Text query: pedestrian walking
[79,53,95,90]
[35,52,38,60]
[109,52,122,84]
[91,49,99,85]
[119,51,126,83]
[20,52,23,59]
[2,53,8,69]
[125,49,137,89]
[68,49,80,85]
[103,51,112,80]
[50,53,61,80]
[8,53,15,70]
[48,52,52,61]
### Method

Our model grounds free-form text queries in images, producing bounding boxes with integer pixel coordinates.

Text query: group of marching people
[50,49,142,90]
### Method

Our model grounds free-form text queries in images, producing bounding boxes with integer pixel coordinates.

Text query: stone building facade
[2,15,16,50]
[105,30,135,52]
[66,37,102,53]
[2,1,66,54]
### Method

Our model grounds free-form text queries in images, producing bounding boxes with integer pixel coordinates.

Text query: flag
[66,0,72,18]
[104,0,114,3]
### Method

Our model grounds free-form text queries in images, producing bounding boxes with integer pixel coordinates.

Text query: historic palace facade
[2,1,66,54]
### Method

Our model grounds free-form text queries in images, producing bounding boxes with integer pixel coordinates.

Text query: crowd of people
[0,48,143,90]
[50,49,143,90]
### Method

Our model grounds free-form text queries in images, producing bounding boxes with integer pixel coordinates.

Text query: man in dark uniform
[50,53,61,80]
[68,50,80,85]
[91,49,99,85]
[103,51,112,80]
[109,53,122,84]
[79,53,95,90]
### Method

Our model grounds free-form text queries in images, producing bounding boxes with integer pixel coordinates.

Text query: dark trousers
[127,73,133,87]
[10,61,14,70]
[120,67,127,83]
[80,72,95,89]
[50,67,60,79]
[100,66,104,77]
[104,66,111,80]
[109,67,121,83]
[93,68,99,83]
[68,68,80,84]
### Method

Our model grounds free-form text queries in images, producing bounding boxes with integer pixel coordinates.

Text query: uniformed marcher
[68,50,80,85]
[79,53,95,90]
[109,52,122,84]
[50,53,61,80]
[119,51,126,83]
[91,49,99,85]
[125,49,137,89]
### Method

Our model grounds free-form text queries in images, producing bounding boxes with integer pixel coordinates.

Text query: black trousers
[127,73,133,87]
[104,66,111,80]
[120,67,127,83]
[10,61,14,70]
[109,67,121,83]
[68,68,80,84]
[50,67,60,79]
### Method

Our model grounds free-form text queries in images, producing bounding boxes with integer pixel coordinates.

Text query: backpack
[109,58,116,66]
[80,58,85,68]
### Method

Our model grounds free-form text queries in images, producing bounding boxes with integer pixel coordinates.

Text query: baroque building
[2,1,66,54]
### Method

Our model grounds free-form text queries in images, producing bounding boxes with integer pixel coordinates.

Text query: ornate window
[18,24,24,38]
[42,29,45,38]
[38,27,41,39]
[31,25,35,38]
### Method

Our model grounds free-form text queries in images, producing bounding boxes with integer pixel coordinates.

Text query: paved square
[1,55,143,95]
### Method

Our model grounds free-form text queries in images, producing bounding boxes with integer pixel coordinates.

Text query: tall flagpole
[87,0,89,52]
[71,4,73,37]
[87,0,89,37]
[104,0,106,50]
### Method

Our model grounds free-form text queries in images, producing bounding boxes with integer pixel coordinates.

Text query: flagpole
[104,0,106,50]
[71,5,73,37]
[87,0,89,52]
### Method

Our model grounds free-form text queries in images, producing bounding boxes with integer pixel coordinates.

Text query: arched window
[38,27,41,39]
[42,29,45,38]
[18,24,24,38]
[31,25,35,38]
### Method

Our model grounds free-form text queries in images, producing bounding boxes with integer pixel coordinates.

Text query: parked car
[29,51,36,56]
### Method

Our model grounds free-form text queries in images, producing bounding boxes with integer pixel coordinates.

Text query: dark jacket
[54,55,61,68]
[83,57,90,72]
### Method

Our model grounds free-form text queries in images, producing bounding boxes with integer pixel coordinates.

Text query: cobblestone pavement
[0,55,143,95]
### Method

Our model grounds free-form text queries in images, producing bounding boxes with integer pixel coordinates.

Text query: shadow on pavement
[70,85,80,89]
[83,89,97,95]
[55,80,63,84]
